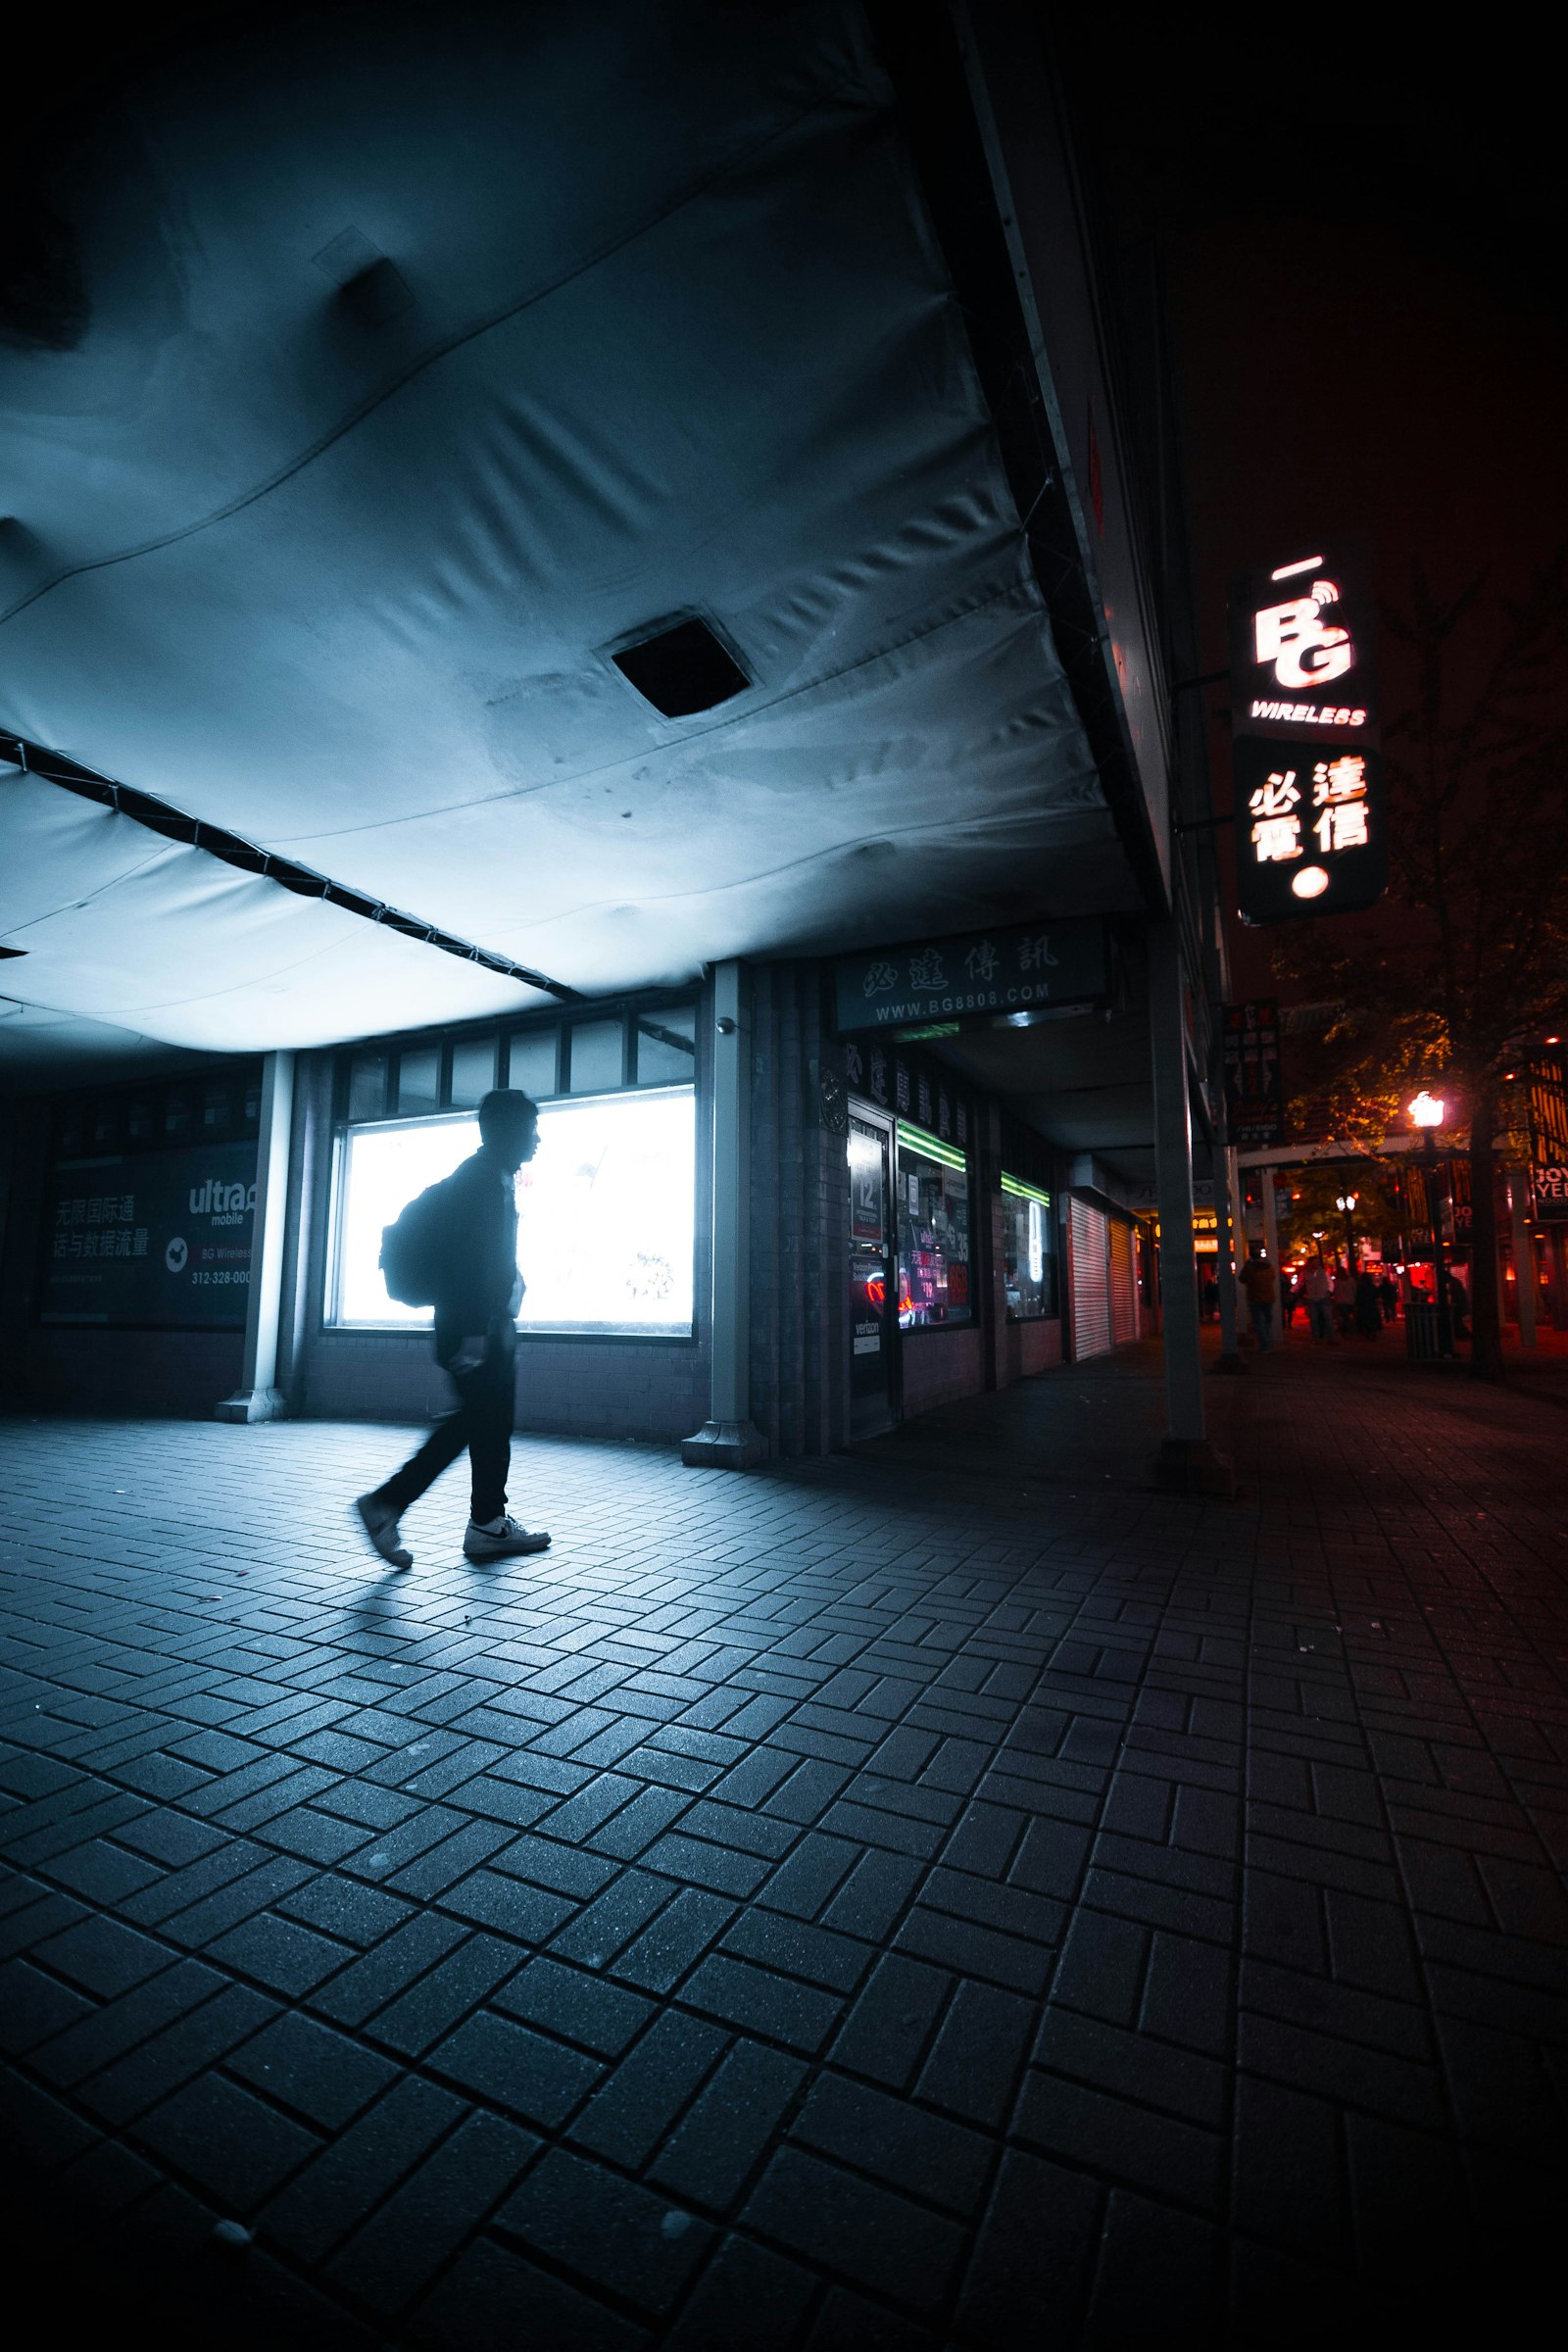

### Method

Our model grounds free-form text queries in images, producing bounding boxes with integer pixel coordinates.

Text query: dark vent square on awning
[612,617,749,717]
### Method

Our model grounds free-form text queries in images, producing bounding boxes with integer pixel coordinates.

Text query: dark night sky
[1064,19,1568,997]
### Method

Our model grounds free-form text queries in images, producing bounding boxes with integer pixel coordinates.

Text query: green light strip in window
[897,1119,968,1173]
[1002,1172,1053,1208]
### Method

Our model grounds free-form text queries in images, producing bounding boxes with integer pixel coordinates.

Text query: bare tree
[1273,547,1568,1377]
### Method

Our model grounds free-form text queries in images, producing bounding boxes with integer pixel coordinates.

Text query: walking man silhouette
[354,1090,550,1569]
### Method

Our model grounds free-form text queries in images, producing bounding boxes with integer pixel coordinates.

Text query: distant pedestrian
[1354,1270,1383,1338]
[1280,1270,1299,1328]
[1303,1257,1334,1343]
[1201,1275,1220,1323]
[1446,1266,1471,1341]
[1378,1272,1398,1321]
[1333,1264,1356,1337]
[353,1090,551,1570]
[1240,1250,1277,1351]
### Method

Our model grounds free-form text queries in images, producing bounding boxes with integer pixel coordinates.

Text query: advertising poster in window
[39,1142,257,1328]
[849,1124,886,1249]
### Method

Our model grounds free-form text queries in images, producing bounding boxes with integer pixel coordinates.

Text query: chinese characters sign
[834,919,1107,1034]
[842,1037,970,1152]
[1229,549,1387,923]
[38,1141,257,1329]
[1221,1000,1284,1148]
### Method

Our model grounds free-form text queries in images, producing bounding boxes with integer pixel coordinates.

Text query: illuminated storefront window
[896,1120,971,1328]
[331,1088,696,1337]
[1002,1172,1055,1320]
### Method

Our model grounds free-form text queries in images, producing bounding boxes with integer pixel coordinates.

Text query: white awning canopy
[1,3,1136,1075]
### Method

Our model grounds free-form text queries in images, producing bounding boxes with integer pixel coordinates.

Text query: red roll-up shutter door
[1069,1198,1111,1359]
[1109,1218,1139,1347]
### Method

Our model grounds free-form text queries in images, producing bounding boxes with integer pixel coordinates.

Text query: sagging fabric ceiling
[0,1,1128,1066]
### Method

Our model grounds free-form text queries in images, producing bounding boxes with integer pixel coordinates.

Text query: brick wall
[900,1324,986,1418]
[301,1329,708,1440]
[748,961,850,1458]
[17,1327,245,1416]
[1000,1316,1063,1382]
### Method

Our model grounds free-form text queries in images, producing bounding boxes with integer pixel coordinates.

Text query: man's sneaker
[464,1515,551,1560]
[354,1494,412,1569]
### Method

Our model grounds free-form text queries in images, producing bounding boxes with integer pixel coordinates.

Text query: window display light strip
[896,1120,967,1173]
[1001,1173,1053,1208]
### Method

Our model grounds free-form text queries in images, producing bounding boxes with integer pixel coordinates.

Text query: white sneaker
[354,1494,412,1568]
[464,1514,551,1560]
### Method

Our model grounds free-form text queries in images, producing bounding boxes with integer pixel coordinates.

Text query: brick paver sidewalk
[2,1339,1564,2346]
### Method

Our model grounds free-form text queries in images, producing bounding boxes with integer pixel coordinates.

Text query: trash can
[1405,1301,1440,1360]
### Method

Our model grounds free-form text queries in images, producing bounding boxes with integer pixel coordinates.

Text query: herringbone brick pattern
[1,1340,1564,2346]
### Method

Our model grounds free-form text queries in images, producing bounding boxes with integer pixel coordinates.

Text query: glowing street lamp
[1407,1091,1453,1356]
[1335,1189,1358,1264]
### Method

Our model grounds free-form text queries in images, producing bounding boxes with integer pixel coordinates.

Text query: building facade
[1,954,1155,1452]
[0,1,1221,1480]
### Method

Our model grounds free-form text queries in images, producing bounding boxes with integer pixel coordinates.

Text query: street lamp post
[1335,1191,1358,1270]
[1408,1092,1453,1358]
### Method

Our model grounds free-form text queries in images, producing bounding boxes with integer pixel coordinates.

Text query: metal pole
[1261,1171,1281,1290]
[1214,1144,1243,1367]
[1429,1134,1454,1357]
[1509,1167,1538,1349]
[1394,1166,1413,1314]
[682,962,765,1468]
[217,1050,294,1423]
[1150,921,1231,1491]
[1206,1015,1243,1372]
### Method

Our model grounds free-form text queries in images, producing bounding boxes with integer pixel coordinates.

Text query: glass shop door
[849,1105,899,1439]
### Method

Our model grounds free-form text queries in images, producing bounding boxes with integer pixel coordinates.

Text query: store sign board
[39,1140,257,1329]
[835,919,1107,1034]
[1222,999,1285,1148]
[1228,547,1379,740]
[1534,1163,1568,1213]
[1229,546,1386,924]
[1232,737,1389,924]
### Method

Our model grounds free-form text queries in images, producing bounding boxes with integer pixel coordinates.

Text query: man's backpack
[379,1176,457,1309]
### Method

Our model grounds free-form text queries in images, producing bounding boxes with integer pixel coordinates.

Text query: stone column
[217,1050,295,1423]
[1150,923,1232,1493]
[683,962,766,1468]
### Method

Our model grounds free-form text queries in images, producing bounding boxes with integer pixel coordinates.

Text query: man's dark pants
[374,1325,514,1526]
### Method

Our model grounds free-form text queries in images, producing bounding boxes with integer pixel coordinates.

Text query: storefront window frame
[1001,1170,1056,1322]
[325,1083,701,1343]
[334,999,699,1129]
[894,1117,974,1333]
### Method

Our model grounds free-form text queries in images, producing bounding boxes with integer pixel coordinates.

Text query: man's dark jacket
[432,1149,522,1345]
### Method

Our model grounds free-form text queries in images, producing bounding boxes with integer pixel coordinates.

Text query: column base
[1209,1351,1249,1376]
[1153,1436,1235,1496]
[215,1387,289,1425]
[681,1418,767,1470]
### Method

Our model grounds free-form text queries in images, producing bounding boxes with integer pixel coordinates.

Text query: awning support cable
[0,730,579,1003]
